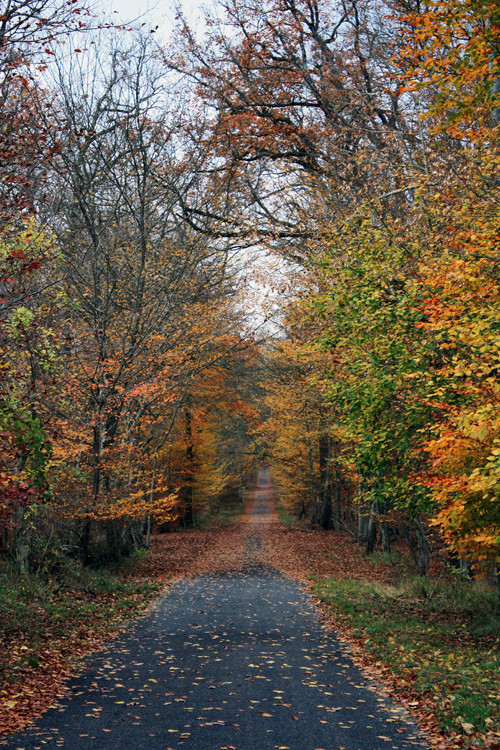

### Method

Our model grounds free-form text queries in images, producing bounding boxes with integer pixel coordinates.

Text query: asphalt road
[1,476,427,750]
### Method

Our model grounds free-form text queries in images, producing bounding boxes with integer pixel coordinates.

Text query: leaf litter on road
[1,470,429,750]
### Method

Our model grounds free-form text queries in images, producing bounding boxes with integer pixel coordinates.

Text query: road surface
[1,470,427,750]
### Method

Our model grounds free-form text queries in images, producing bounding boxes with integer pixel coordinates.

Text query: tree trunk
[460,554,472,580]
[127,522,144,550]
[84,420,101,564]
[365,502,377,554]
[401,523,419,570]
[80,519,92,565]
[415,517,431,576]
[380,520,391,555]
[379,504,391,555]
[319,435,333,529]
[13,507,29,573]
[298,496,306,519]
[357,488,369,547]
[333,462,342,531]
[105,520,121,562]
[183,399,194,526]
[305,423,318,523]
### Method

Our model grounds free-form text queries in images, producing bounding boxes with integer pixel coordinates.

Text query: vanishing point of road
[1,469,427,750]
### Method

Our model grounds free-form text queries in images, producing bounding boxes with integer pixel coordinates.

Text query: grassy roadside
[0,554,161,734]
[275,500,310,531]
[195,494,247,529]
[0,558,160,683]
[209,497,246,527]
[0,496,248,734]
[313,572,500,749]
[275,500,295,529]
[270,498,500,748]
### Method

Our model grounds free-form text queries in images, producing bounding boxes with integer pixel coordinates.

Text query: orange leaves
[89,490,181,525]
[409,148,500,566]
[397,0,500,140]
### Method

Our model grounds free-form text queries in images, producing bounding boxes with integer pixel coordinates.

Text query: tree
[172,0,427,251]
[0,0,90,227]
[396,0,500,568]
[0,0,91,563]
[0,221,54,565]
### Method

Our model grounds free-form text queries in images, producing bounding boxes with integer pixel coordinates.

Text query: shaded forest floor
[1,486,499,749]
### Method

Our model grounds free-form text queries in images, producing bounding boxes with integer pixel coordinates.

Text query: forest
[0,0,499,746]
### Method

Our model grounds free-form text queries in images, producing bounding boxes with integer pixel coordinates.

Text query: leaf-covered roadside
[313,575,500,750]
[0,558,161,736]
[0,498,249,737]
[261,501,500,749]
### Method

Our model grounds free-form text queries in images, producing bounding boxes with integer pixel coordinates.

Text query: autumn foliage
[1,4,500,748]
[0,0,499,579]
[172,0,500,575]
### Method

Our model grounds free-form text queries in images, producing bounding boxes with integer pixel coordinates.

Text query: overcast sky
[95,0,285,333]
[101,0,206,38]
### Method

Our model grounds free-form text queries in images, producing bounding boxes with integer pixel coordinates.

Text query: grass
[215,498,246,526]
[195,495,246,529]
[275,501,294,528]
[275,500,310,531]
[0,555,161,686]
[313,574,500,747]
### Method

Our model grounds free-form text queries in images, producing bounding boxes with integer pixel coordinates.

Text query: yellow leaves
[73,488,181,524]
[461,721,475,735]
[465,423,488,442]
[408,154,500,564]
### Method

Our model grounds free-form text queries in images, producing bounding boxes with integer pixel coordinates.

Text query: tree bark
[307,433,319,524]
[365,502,377,555]
[333,462,342,532]
[183,398,194,526]
[319,435,333,529]
[357,487,369,548]
[414,517,431,576]
[379,504,391,555]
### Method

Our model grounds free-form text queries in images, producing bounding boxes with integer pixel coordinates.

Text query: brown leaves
[134,478,402,587]
[0,473,466,750]
[0,585,157,737]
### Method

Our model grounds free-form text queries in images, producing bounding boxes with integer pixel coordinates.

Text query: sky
[102,0,206,39]
[95,0,286,336]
